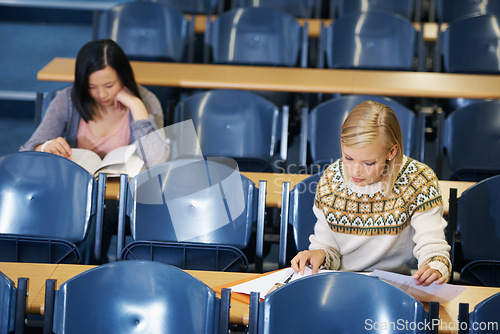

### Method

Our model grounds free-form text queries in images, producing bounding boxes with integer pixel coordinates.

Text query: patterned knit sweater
[310,156,451,280]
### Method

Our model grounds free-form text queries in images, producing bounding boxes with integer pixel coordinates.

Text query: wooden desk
[0,262,257,325]
[2,261,499,332]
[106,172,475,216]
[38,57,500,99]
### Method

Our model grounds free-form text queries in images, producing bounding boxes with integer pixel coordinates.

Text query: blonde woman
[291,100,451,286]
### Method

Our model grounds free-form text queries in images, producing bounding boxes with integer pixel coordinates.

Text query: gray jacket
[20,85,164,151]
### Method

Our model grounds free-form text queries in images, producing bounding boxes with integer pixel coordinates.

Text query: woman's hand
[291,249,326,275]
[413,265,447,286]
[114,88,148,121]
[35,137,72,158]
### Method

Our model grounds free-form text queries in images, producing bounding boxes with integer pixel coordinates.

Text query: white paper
[229,268,465,304]
[70,148,102,175]
[371,269,466,303]
[229,267,330,297]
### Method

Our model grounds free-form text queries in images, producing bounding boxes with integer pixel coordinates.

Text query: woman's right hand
[35,137,72,158]
[291,249,326,275]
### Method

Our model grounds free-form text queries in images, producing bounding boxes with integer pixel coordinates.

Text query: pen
[283,272,294,284]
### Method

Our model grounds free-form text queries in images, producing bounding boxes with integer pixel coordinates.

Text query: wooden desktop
[38,57,500,99]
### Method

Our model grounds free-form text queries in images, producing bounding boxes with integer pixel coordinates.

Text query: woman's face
[88,66,123,108]
[341,141,396,186]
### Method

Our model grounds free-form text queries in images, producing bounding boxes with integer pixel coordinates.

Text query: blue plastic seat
[437,14,500,74]
[458,292,500,334]
[231,0,320,18]
[173,89,289,172]
[447,175,500,286]
[149,0,223,15]
[204,7,308,68]
[331,0,418,21]
[34,85,70,127]
[434,14,500,111]
[248,272,439,333]
[318,10,424,71]
[277,173,321,268]
[434,0,500,23]
[45,260,229,334]
[299,95,424,172]
[204,6,308,106]
[117,158,266,272]
[0,152,105,264]
[97,2,195,62]
[437,100,500,181]
[0,272,27,334]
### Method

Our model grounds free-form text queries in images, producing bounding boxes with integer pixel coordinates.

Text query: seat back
[435,0,500,23]
[440,100,500,181]
[252,272,430,333]
[173,89,288,172]
[460,261,500,287]
[51,261,222,334]
[300,95,423,171]
[333,0,416,20]
[151,0,222,15]
[456,175,500,263]
[205,7,308,67]
[35,86,69,127]
[468,292,500,333]
[97,2,194,62]
[118,158,265,271]
[0,152,104,264]
[231,0,319,18]
[278,173,322,268]
[439,14,500,74]
[319,11,423,71]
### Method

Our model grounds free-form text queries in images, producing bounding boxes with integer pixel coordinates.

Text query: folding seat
[318,10,425,71]
[448,175,500,286]
[248,272,439,333]
[45,260,230,333]
[173,89,289,172]
[0,152,105,264]
[437,100,500,181]
[117,158,266,272]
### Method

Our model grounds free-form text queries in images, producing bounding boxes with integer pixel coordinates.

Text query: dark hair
[71,39,141,122]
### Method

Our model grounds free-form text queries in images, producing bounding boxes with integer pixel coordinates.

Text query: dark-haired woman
[21,39,164,157]
[20,39,165,263]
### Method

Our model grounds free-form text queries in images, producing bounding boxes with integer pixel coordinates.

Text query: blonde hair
[340,100,404,195]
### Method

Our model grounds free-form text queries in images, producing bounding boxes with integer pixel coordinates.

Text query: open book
[70,145,144,177]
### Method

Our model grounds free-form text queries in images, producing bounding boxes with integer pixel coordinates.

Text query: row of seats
[95,1,500,74]
[0,153,268,270]
[1,151,499,283]
[39,86,500,180]
[2,261,500,333]
[136,0,500,23]
[170,91,500,182]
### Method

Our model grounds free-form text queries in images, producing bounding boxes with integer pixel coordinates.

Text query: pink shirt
[77,114,130,159]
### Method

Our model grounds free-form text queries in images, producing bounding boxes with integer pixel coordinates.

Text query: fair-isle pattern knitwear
[315,158,443,236]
